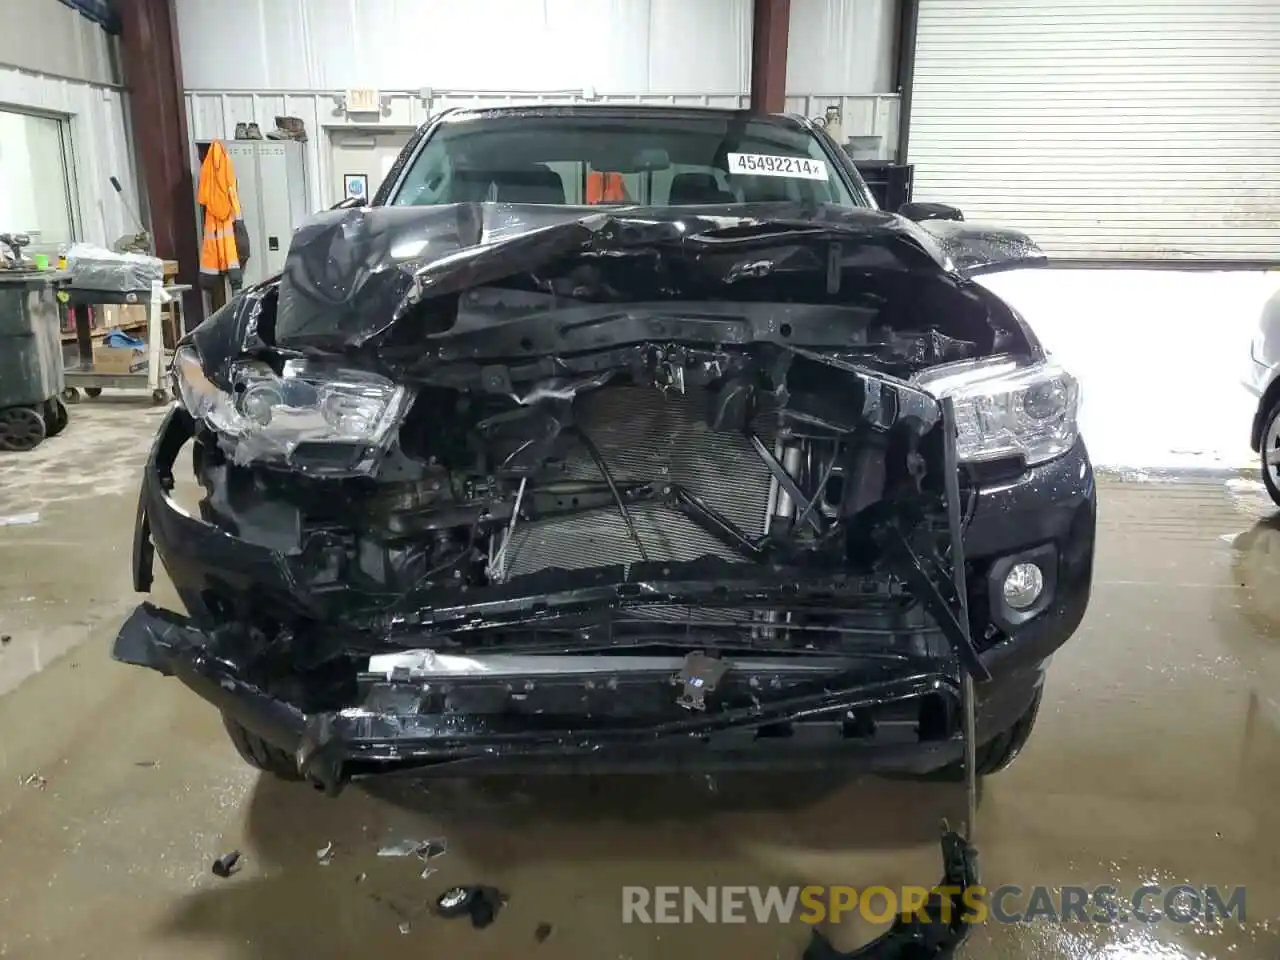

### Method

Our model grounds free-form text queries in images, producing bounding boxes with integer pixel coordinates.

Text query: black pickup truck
[115,104,1095,799]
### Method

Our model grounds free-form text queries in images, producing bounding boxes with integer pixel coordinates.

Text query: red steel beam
[750,0,791,114]
[117,0,203,325]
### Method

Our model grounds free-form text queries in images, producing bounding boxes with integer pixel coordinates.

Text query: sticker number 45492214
[726,153,829,181]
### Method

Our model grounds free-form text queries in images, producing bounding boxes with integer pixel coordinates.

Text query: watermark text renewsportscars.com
[621,884,1247,926]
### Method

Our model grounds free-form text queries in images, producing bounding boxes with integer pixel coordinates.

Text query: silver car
[1248,287,1280,503]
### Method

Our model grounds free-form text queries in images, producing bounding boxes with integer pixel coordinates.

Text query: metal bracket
[879,525,989,685]
[673,651,729,711]
[747,433,825,534]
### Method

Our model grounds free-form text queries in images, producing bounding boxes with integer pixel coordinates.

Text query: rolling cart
[61,280,173,404]
[0,269,71,452]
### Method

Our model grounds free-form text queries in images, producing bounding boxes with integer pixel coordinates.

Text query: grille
[504,385,775,578]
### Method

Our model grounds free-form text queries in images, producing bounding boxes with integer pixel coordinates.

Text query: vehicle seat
[451,167,500,202]
[668,172,735,205]
[492,164,566,204]
[737,176,795,202]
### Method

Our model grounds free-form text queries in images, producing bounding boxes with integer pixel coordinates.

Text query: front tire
[971,683,1043,775]
[1261,400,1280,506]
[925,684,1044,781]
[221,715,305,781]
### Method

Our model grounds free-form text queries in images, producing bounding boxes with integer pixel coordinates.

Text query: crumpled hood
[271,202,1044,352]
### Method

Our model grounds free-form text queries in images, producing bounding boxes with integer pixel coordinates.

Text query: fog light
[1002,562,1044,610]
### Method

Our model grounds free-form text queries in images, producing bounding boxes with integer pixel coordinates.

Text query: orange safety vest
[197,140,242,275]
[586,171,629,204]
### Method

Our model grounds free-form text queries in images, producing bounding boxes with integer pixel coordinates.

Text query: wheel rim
[0,407,47,451]
[1266,415,1280,486]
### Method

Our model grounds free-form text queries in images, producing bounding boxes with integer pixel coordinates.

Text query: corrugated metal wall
[0,66,136,247]
[908,0,1280,261]
[786,0,897,95]
[176,0,753,94]
[176,0,906,211]
[176,0,903,98]
[0,0,118,86]
[0,0,135,249]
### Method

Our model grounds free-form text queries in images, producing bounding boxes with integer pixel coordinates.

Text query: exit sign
[345,88,380,112]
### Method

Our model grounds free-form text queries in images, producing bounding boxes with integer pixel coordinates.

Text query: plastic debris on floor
[211,850,242,878]
[435,885,507,929]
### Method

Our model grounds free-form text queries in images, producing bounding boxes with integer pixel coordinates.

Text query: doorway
[328,128,416,206]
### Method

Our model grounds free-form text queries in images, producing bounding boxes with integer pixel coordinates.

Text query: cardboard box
[98,304,149,332]
[92,342,148,375]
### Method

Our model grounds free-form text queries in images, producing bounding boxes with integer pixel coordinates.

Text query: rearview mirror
[899,201,964,223]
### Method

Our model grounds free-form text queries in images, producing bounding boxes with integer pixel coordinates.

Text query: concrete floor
[2,400,1280,959]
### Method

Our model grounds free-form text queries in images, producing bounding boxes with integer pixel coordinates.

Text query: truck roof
[428,102,812,132]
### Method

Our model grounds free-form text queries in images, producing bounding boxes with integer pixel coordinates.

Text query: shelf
[60,320,149,344]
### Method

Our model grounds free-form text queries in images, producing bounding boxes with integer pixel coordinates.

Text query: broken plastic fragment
[377,839,423,857]
[398,922,411,936]
[19,773,47,790]
[420,865,438,881]
[316,841,335,865]
[436,886,473,917]
[377,837,446,861]
[211,850,242,878]
[435,885,507,928]
[801,827,977,959]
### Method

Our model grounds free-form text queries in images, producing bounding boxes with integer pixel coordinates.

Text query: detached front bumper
[117,603,977,790]
[118,408,1095,790]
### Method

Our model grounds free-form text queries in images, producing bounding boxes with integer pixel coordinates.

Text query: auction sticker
[727,153,828,180]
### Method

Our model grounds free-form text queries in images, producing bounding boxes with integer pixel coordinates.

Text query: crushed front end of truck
[115,203,1092,800]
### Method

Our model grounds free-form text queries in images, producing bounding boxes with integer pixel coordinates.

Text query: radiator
[504,385,776,578]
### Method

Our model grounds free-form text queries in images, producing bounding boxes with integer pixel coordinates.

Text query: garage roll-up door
[907,0,1280,262]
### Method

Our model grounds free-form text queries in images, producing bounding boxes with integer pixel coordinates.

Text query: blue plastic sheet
[103,328,145,349]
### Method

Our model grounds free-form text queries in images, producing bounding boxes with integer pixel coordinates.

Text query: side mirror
[899,201,964,223]
[330,195,368,211]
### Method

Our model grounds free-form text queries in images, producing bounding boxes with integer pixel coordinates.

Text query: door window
[0,108,77,251]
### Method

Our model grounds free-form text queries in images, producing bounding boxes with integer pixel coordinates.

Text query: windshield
[388,113,862,209]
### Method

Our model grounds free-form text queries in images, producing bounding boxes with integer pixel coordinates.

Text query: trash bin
[0,271,71,451]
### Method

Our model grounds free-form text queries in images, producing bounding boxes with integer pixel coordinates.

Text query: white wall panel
[0,65,136,247]
[0,0,118,86]
[176,0,752,95]
[909,0,1280,261]
[786,0,897,95]
[783,94,900,158]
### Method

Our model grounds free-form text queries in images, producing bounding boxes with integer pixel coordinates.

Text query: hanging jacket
[197,140,242,276]
[586,171,629,204]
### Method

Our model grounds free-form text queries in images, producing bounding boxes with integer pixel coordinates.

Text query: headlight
[172,346,412,474]
[912,356,1079,466]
